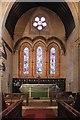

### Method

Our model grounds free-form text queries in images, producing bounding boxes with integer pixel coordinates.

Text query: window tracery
[33,16,47,30]
[19,40,60,77]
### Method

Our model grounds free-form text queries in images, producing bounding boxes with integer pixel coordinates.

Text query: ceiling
[5,2,75,40]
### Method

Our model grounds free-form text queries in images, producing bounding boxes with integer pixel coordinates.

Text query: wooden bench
[57,99,80,119]
[0,92,7,112]
[4,93,29,104]
[73,93,80,112]
[49,91,73,103]
[0,99,23,119]
[0,92,23,119]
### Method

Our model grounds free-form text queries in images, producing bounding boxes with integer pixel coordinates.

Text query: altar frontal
[20,84,60,98]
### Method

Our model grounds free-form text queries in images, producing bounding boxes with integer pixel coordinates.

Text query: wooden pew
[4,93,29,104]
[49,91,73,103]
[57,99,80,119]
[73,93,80,112]
[0,99,23,120]
[4,93,22,104]
[0,92,7,112]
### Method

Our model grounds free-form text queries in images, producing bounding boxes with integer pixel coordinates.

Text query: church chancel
[0,1,80,119]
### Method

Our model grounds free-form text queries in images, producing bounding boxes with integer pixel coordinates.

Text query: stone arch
[18,41,32,77]
[13,36,32,52]
[48,36,66,55]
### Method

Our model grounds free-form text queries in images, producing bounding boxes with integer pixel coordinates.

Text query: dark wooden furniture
[49,91,73,103]
[0,100,23,120]
[57,99,80,119]
[4,93,29,104]
[73,93,80,112]
[0,92,23,119]
[0,92,7,112]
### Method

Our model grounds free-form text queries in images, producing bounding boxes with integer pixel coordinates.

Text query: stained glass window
[50,48,56,74]
[36,46,42,74]
[33,16,47,30]
[23,47,29,74]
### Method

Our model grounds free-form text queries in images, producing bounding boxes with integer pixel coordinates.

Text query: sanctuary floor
[22,99,58,119]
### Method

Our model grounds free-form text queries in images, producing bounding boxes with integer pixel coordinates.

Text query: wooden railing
[0,99,23,119]
[57,100,80,119]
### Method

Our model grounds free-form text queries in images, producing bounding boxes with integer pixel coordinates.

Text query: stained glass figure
[23,47,29,74]
[33,16,47,30]
[36,46,42,74]
[50,48,56,74]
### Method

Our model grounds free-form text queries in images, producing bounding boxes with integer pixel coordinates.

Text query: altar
[19,84,60,98]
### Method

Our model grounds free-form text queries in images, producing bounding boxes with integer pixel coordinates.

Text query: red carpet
[23,109,57,120]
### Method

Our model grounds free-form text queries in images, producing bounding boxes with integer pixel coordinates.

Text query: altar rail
[12,78,65,93]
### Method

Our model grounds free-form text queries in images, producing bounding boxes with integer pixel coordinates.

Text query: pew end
[0,92,23,119]
[57,99,80,119]
[4,93,29,104]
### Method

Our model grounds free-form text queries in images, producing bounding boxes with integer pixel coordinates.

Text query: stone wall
[13,6,66,78]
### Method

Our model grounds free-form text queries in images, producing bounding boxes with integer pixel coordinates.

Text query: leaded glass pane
[36,46,42,74]
[50,48,56,74]
[23,47,29,74]
[33,16,47,31]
